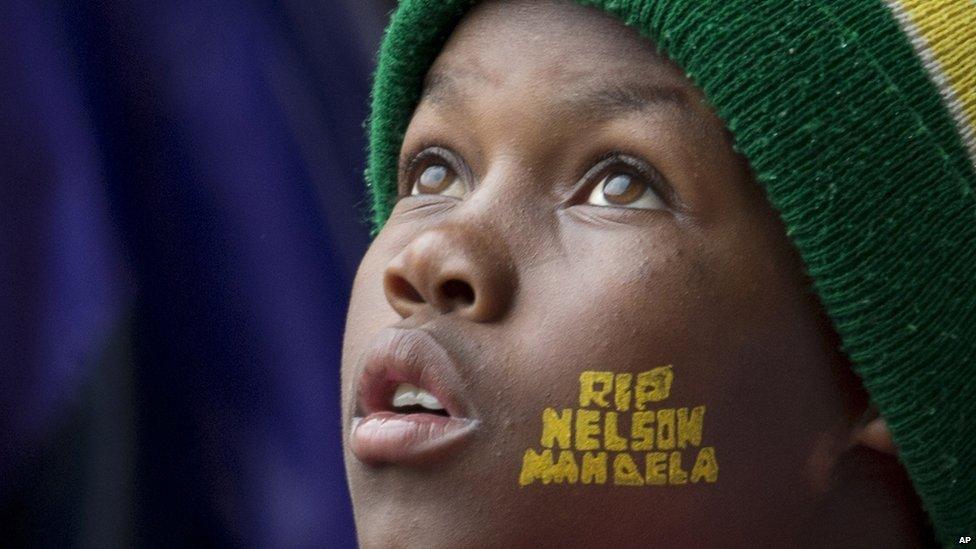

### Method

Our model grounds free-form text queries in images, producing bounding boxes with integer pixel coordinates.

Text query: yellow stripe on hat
[887,0,976,165]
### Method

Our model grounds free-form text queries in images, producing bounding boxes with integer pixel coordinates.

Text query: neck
[800,446,935,548]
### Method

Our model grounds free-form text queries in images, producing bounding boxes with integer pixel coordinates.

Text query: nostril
[440,279,475,307]
[387,274,424,304]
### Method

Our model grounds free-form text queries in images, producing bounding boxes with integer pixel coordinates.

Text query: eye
[406,148,467,199]
[587,171,666,210]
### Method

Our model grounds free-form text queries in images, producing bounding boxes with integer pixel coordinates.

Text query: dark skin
[342,1,931,547]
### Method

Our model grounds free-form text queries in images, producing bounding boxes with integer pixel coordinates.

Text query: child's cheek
[340,230,410,416]
[492,228,832,538]
[552,220,717,334]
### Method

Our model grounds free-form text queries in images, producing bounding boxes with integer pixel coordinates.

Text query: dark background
[1,0,393,545]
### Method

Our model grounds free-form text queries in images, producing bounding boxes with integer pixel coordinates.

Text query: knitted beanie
[364,0,976,544]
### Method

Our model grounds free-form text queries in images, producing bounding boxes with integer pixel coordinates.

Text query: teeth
[392,384,418,408]
[392,383,445,411]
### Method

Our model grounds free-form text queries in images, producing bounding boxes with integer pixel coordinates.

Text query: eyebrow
[420,70,462,105]
[575,81,691,117]
[419,68,694,119]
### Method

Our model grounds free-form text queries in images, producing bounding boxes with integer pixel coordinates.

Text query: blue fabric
[1,0,380,545]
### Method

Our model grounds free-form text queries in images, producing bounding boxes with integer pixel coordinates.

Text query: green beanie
[364,0,976,544]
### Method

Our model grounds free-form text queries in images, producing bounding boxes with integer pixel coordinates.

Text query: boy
[342,0,974,546]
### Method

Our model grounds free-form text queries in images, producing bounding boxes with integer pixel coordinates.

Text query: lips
[350,328,479,465]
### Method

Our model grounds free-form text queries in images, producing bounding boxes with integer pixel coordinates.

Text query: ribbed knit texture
[365,1,976,544]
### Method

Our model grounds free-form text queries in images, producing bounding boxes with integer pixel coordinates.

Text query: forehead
[426,0,694,101]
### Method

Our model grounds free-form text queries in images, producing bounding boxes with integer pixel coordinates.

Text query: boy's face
[343,0,866,546]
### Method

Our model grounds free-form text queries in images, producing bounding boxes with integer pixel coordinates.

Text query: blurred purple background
[1,0,392,545]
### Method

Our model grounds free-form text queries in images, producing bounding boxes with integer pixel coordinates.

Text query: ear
[849,409,898,456]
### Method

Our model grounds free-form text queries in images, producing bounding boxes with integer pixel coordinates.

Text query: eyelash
[398,143,458,197]
[398,146,670,207]
[576,151,669,205]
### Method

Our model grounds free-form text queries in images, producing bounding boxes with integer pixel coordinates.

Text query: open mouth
[390,383,451,417]
[350,328,479,465]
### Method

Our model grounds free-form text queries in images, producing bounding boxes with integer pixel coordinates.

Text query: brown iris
[601,173,646,205]
[415,165,454,194]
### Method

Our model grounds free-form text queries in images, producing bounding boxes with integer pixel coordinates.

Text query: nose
[383,225,516,322]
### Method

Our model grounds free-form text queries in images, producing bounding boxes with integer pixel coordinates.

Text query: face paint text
[518,366,719,487]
